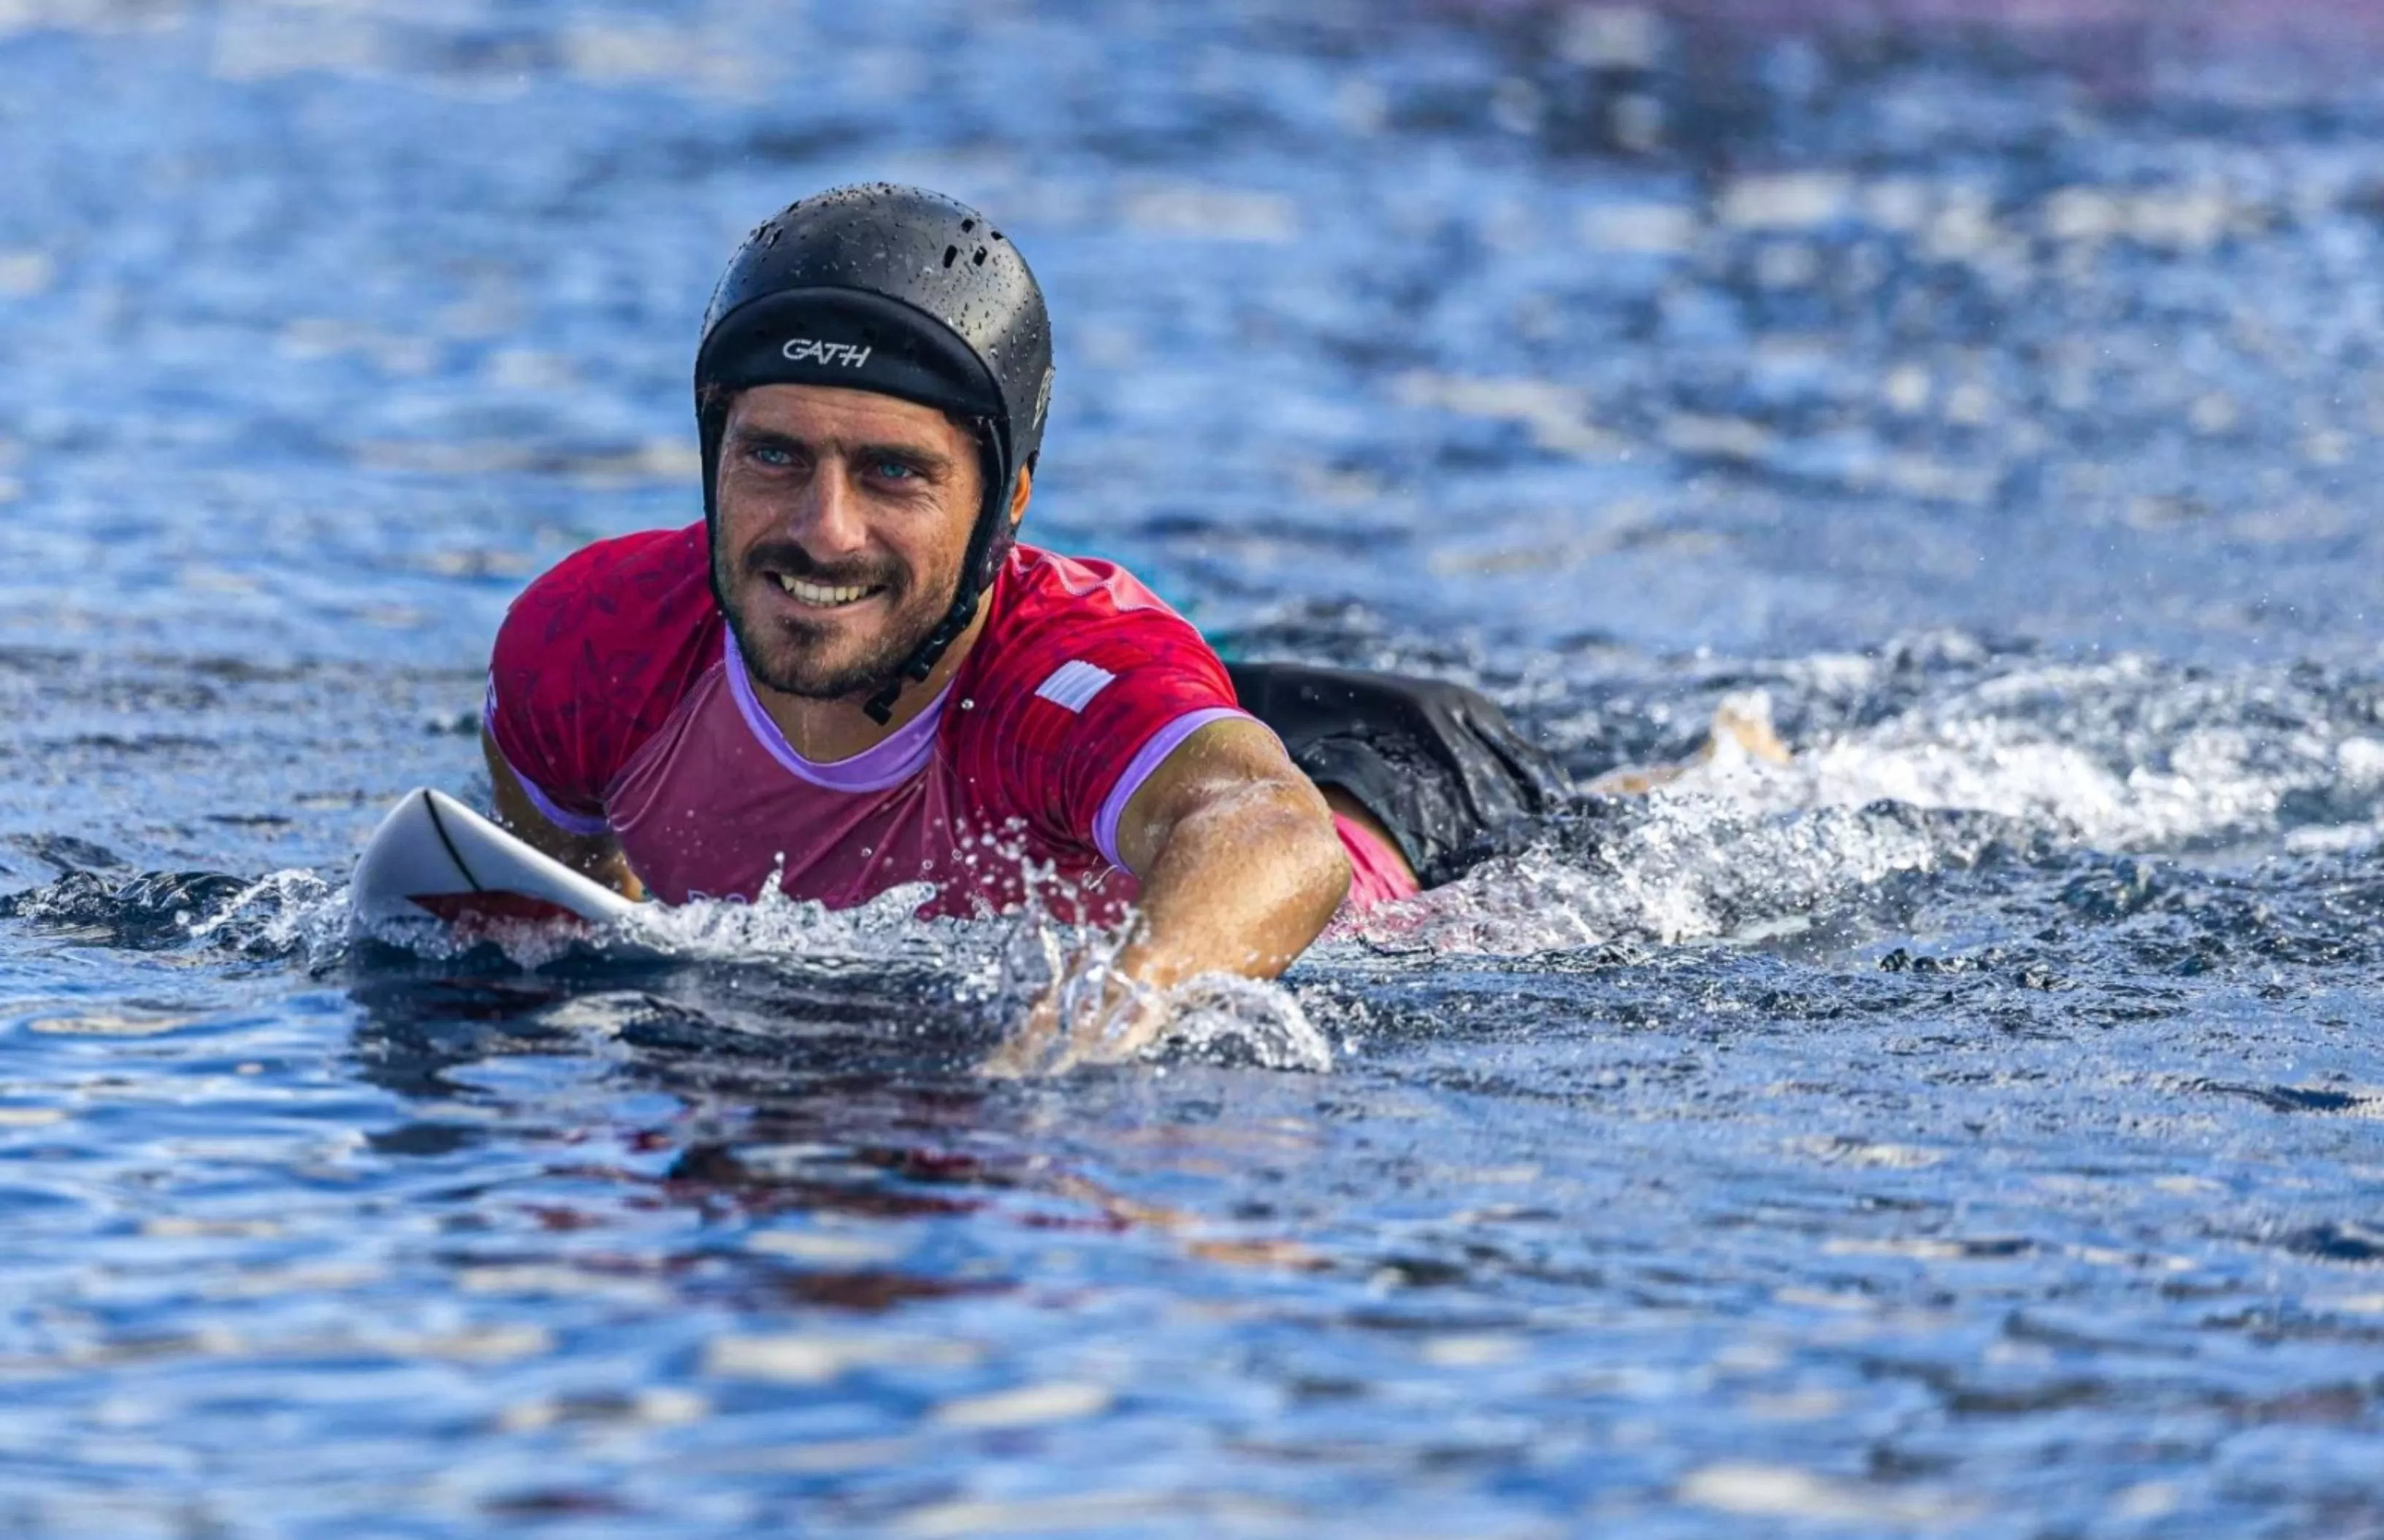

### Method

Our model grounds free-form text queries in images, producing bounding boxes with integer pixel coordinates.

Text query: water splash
[1340,651,2384,958]
[1152,972,1334,1072]
[607,880,993,978]
[182,869,348,962]
[982,920,1334,1075]
[1339,794,1999,955]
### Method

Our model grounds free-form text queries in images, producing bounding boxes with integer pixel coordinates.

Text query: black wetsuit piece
[1226,662,1570,889]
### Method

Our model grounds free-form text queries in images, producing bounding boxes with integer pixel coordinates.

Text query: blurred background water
[7,1,2384,1534]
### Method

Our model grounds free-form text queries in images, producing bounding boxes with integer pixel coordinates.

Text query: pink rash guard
[484,523,1418,925]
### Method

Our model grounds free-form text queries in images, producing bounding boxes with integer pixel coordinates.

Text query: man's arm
[992,718,1349,1070]
[1109,716,1350,987]
[480,727,646,901]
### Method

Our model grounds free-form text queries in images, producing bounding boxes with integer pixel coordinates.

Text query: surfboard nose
[348,788,635,929]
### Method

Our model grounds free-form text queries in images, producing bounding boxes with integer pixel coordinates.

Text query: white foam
[274,869,1331,1076]
[1341,650,2383,958]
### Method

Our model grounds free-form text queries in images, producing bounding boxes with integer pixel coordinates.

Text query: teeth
[773,573,873,607]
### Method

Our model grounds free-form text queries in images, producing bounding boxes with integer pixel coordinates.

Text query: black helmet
[695,183,1055,721]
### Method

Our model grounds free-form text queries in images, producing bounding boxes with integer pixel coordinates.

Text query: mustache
[740,540,903,591]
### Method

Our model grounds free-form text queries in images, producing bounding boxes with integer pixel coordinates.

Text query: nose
[786,454,869,560]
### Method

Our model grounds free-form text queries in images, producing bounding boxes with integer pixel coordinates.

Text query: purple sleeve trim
[481,688,611,838]
[1092,707,1256,870]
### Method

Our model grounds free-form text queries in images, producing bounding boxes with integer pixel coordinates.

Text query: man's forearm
[1115,784,1350,989]
[987,719,1353,1073]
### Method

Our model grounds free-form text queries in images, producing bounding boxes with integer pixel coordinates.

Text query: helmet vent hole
[960,218,976,233]
[942,245,959,269]
[973,247,988,266]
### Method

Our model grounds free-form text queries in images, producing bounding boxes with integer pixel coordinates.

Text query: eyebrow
[725,426,958,477]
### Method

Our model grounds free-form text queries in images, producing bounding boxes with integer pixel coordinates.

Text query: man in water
[483,184,1572,1062]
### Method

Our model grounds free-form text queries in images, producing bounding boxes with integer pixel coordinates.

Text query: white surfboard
[351,788,636,931]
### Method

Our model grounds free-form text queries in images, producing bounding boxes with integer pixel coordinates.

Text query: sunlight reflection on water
[7,1,2384,1534]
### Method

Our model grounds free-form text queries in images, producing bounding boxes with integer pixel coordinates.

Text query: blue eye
[873,459,917,480]
[752,445,795,467]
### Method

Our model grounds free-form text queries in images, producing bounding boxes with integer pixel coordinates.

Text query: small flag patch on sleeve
[1034,659,1117,713]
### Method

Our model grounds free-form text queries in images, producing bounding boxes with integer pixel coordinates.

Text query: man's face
[711,384,982,702]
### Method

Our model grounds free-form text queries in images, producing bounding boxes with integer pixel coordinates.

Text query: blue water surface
[6,1,2384,1535]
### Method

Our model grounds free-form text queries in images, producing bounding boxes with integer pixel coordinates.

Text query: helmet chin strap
[860,583,979,725]
[861,421,1012,726]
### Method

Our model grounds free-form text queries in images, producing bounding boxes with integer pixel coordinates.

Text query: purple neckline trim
[1093,707,1252,869]
[723,628,948,792]
[482,689,611,836]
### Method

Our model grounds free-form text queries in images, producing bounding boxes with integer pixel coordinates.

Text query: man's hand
[481,729,646,900]
[992,718,1349,1071]
[982,951,1167,1076]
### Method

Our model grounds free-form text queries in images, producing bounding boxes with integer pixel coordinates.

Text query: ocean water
[6,1,2384,1534]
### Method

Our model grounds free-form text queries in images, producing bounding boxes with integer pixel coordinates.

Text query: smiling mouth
[768,572,886,610]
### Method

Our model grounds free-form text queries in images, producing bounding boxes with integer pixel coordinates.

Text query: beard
[711,533,956,701]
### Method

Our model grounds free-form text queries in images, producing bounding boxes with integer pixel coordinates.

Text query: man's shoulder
[503,522,715,648]
[963,544,1231,713]
[947,544,1245,850]
[998,544,1189,629]
[487,523,722,773]
[1006,545,1182,610]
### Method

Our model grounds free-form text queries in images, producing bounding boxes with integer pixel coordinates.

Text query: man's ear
[1008,466,1034,527]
